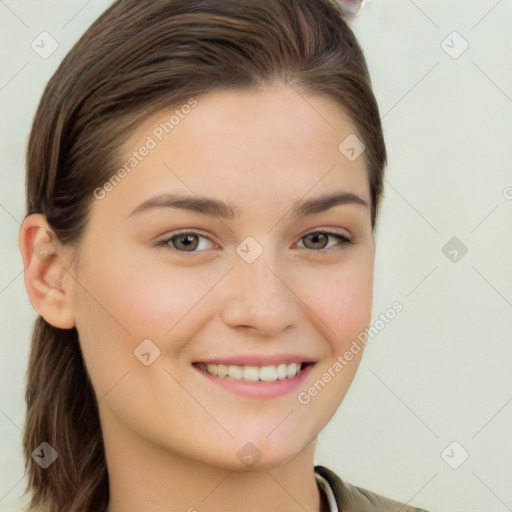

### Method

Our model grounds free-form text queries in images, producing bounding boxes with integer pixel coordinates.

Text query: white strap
[315,471,339,512]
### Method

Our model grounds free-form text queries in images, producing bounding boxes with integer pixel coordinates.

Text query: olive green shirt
[315,465,431,512]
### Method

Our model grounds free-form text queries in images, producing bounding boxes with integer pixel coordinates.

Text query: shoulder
[314,465,431,512]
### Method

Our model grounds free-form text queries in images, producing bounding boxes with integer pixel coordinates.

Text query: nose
[220,249,300,337]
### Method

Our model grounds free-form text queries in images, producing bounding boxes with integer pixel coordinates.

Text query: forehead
[130,85,361,157]
[93,86,370,222]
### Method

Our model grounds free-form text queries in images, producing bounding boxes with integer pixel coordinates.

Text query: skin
[20,85,375,512]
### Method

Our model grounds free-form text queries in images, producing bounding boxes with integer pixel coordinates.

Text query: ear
[18,214,76,329]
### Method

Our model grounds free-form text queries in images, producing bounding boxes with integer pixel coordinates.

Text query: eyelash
[153,230,353,254]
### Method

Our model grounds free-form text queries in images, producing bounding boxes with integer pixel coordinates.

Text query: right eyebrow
[127,193,240,220]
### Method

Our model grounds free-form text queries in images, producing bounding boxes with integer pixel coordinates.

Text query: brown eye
[172,234,199,252]
[155,231,216,253]
[303,233,329,250]
[299,231,352,252]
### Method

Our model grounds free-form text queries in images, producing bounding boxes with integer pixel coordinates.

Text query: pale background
[1,1,511,511]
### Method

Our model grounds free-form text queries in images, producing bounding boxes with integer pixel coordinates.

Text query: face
[66,85,374,470]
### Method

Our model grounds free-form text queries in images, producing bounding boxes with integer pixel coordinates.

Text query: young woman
[18,1,431,511]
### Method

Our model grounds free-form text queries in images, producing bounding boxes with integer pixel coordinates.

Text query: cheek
[114,260,227,340]
[296,254,374,350]
[72,248,222,357]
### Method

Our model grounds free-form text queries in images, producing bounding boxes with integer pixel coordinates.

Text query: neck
[101,408,322,512]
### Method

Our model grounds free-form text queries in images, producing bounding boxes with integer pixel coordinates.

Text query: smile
[195,362,309,382]
[192,359,315,398]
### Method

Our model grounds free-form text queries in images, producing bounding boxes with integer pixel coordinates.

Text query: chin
[188,433,314,472]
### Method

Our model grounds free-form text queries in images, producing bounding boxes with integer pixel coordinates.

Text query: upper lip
[193,355,316,366]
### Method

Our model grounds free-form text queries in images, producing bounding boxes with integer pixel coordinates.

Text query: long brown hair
[22,1,386,510]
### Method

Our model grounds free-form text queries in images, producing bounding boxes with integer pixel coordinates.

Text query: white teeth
[206,364,218,377]
[276,363,287,380]
[243,366,259,382]
[200,362,304,381]
[217,364,229,378]
[228,365,243,380]
[286,363,298,378]
[259,365,278,382]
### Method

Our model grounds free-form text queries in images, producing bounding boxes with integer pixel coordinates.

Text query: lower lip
[193,364,314,398]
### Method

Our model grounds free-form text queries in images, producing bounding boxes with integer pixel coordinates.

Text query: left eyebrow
[126,191,369,220]
[290,191,369,218]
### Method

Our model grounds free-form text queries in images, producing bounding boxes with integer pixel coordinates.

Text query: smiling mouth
[193,362,313,382]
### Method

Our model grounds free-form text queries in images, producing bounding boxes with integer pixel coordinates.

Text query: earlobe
[19,214,76,330]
